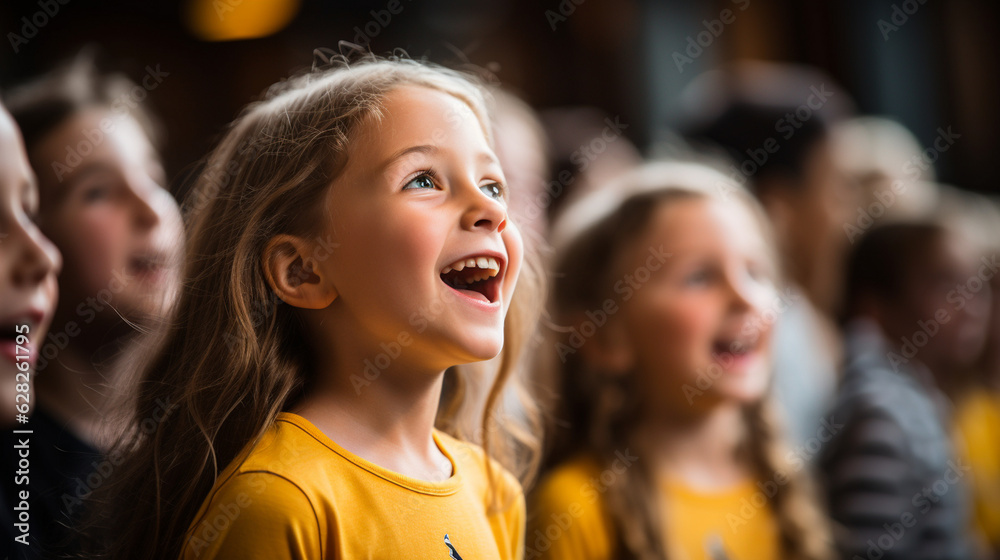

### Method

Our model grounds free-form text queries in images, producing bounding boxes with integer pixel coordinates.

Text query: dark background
[1,0,997,197]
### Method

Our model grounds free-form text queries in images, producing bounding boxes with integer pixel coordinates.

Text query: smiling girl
[529,162,831,560]
[86,55,542,560]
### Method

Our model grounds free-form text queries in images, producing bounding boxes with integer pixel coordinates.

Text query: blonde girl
[86,54,543,560]
[529,162,832,560]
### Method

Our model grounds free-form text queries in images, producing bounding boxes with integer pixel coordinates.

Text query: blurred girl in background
[2,53,182,558]
[529,161,832,560]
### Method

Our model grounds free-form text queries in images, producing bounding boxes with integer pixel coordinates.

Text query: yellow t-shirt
[181,412,524,559]
[527,454,780,560]
[953,387,1000,551]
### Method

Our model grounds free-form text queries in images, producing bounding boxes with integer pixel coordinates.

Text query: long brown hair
[538,162,832,560]
[83,54,543,560]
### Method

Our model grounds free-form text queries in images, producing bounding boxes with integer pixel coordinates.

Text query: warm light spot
[184,0,301,42]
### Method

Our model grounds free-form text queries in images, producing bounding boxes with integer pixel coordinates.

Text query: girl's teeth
[439,256,502,275]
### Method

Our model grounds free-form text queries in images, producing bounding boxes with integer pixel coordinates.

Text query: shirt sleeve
[179,471,323,560]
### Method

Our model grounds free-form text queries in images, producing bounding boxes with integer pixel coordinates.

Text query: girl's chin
[716,379,770,403]
[450,340,504,366]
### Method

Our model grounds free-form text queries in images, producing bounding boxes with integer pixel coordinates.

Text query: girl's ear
[263,234,338,309]
[577,314,635,376]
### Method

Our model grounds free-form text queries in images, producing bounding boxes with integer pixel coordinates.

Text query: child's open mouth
[713,339,750,356]
[128,250,168,281]
[711,336,762,368]
[439,254,503,304]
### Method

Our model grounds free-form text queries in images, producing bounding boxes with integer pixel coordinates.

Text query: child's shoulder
[527,453,615,559]
[533,452,604,504]
[183,415,328,559]
[231,412,339,476]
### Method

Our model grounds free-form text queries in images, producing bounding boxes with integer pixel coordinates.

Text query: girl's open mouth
[711,337,761,365]
[439,254,503,304]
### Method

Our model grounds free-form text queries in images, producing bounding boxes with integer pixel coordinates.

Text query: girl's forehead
[349,86,493,164]
[636,196,770,256]
[0,118,34,200]
[382,86,478,125]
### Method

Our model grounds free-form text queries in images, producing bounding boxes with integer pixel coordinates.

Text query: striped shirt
[819,320,974,560]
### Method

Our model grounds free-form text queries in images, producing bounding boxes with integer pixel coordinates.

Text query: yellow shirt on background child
[953,387,1000,553]
[181,412,524,559]
[527,454,779,560]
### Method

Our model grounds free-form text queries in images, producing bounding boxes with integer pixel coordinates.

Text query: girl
[0,101,61,552]
[87,54,543,559]
[0,102,61,424]
[4,53,183,558]
[529,162,832,560]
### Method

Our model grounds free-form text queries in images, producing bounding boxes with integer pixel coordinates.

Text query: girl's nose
[12,220,62,287]
[725,270,760,315]
[460,183,507,233]
[129,176,177,232]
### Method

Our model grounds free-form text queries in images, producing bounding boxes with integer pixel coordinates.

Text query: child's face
[0,109,60,382]
[321,86,522,369]
[882,232,990,375]
[614,197,777,413]
[29,109,181,327]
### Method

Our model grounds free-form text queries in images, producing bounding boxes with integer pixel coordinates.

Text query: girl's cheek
[671,299,718,347]
[501,224,523,298]
[59,209,124,285]
[629,297,706,353]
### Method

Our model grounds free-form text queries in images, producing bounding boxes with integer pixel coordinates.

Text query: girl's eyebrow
[478,151,500,166]
[382,145,500,170]
[65,161,119,185]
[383,144,437,170]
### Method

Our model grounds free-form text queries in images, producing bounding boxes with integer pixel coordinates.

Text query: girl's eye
[480,183,505,202]
[82,185,112,203]
[403,174,436,191]
[684,268,713,287]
